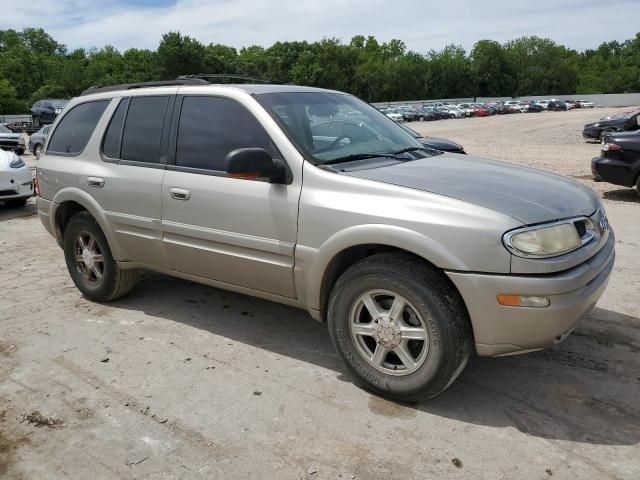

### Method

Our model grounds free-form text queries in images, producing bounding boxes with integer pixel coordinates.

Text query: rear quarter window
[47,100,109,155]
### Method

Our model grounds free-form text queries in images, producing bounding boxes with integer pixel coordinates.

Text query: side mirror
[224,148,287,183]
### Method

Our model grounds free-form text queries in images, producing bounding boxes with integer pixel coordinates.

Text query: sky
[2,0,639,53]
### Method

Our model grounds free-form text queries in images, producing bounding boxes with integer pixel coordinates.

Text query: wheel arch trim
[50,187,126,260]
[296,223,468,313]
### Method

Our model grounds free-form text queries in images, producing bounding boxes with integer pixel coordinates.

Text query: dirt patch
[21,411,63,428]
[0,415,29,478]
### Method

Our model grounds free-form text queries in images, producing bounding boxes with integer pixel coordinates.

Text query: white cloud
[1,0,639,53]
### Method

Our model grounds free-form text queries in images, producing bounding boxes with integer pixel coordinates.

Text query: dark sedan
[31,99,68,125]
[592,131,640,196]
[547,100,568,111]
[583,110,640,141]
[398,123,465,154]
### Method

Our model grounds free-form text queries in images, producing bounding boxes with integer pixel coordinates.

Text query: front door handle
[169,188,191,201]
[87,176,105,188]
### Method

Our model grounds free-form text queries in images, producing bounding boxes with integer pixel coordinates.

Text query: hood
[0,149,20,169]
[0,132,21,139]
[419,136,464,152]
[345,154,599,225]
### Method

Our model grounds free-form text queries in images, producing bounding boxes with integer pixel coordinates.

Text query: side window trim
[169,94,286,177]
[46,99,109,157]
[100,97,130,164]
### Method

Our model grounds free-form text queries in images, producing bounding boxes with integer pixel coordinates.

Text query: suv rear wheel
[327,253,473,402]
[63,212,138,302]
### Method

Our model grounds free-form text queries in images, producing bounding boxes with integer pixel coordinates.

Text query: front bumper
[582,128,600,140]
[447,231,615,357]
[0,167,33,200]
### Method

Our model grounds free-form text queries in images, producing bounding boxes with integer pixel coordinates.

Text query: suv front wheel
[327,253,473,402]
[63,212,138,302]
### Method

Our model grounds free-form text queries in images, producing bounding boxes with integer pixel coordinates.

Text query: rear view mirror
[224,148,287,183]
[309,103,340,117]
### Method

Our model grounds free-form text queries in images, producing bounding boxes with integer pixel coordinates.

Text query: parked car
[592,131,640,197]
[457,104,477,117]
[582,110,640,141]
[576,100,595,108]
[420,107,451,120]
[0,149,33,207]
[398,123,466,153]
[565,100,578,109]
[37,80,614,401]
[29,125,51,159]
[470,104,491,117]
[381,109,404,123]
[415,109,437,121]
[525,101,544,113]
[0,124,26,155]
[547,100,568,111]
[396,107,421,122]
[504,101,527,113]
[31,99,68,125]
[536,100,551,110]
[439,106,464,118]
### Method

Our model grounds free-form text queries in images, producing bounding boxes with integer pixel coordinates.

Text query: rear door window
[102,98,129,159]
[46,100,109,155]
[120,96,169,163]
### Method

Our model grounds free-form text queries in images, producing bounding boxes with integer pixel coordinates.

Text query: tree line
[1,28,639,114]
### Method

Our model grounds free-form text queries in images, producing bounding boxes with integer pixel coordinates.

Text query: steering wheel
[316,134,352,153]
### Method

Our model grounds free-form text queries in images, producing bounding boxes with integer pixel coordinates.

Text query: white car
[505,101,528,113]
[385,112,404,123]
[441,106,465,118]
[0,149,33,207]
[536,100,550,109]
[576,100,595,108]
[456,104,476,117]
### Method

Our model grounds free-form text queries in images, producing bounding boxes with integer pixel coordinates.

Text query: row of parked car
[379,99,595,122]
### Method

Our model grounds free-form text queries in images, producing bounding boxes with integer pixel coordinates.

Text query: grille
[0,189,18,197]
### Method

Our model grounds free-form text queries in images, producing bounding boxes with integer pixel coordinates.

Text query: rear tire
[327,253,473,402]
[63,212,138,302]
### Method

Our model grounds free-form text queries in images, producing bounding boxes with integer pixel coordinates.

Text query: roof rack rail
[177,74,274,84]
[80,78,209,96]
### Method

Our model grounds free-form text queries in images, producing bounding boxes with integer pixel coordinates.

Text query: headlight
[504,217,595,258]
[594,123,600,127]
[10,157,25,168]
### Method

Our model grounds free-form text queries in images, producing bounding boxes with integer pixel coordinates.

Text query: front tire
[327,253,473,402]
[63,212,138,302]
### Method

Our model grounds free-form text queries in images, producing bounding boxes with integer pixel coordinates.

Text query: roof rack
[80,78,209,96]
[177,74,274,84]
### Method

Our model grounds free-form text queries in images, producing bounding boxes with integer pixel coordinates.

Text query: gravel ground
[1,111,640,480]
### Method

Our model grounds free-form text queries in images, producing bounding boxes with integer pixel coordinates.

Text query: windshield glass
[0,125,12,133]
[258,92,424,164]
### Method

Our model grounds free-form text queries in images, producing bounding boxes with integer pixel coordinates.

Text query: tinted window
[121,96,168,163]
[47,100,109,154]
[102,98,129,159]
[176,96,276,171]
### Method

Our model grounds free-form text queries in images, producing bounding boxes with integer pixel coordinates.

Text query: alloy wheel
[349,289,429,376]
[73,231,105,286]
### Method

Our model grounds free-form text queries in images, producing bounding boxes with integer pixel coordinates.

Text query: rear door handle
[87,177,105,188]
[169,188,191,201]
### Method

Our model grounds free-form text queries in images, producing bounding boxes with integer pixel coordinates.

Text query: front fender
[50,187,126,260]
[295,223,469,312]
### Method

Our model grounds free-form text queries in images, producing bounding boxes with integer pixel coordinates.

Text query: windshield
[258,92,424,164]
[0,125,12,133]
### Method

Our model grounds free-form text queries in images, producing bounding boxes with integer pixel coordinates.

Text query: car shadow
[109,272,640,446]
[602,188,639,203]
[0,199,37,222]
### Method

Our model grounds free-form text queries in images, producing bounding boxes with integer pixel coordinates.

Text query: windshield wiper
[391,146,442,155]
[321,152,404,165]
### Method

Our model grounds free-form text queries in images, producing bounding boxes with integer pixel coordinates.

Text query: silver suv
[37,80,615,401]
